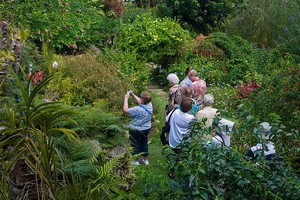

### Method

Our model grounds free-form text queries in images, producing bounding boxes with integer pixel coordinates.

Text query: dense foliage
[1,1,300,199]
[226,0,300,59]
[157,0,235,34]
[159,119,300,199]
[117,15,190,65]
[158,32,260,85]
[0,0,105,53]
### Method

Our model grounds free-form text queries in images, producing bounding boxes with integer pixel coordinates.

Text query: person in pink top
[189,70,206,108]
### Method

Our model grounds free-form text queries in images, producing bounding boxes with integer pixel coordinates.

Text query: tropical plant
[63,105,126,147]
[55,137,134,200]
[0,69,77,199]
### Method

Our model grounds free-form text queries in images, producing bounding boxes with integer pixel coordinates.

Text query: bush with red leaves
[232,81,259,108]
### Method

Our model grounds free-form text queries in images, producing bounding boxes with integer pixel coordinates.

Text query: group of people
[122,67,275,167]
[165,67,206,116]
[165,67,276,162]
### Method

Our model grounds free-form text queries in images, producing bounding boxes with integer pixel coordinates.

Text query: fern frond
[90,156,122,194]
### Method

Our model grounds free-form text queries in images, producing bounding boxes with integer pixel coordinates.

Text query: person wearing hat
[196,94,218,128]
[244,122,276,161]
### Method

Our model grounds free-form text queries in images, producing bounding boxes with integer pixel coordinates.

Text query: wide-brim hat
[258,122,272,139]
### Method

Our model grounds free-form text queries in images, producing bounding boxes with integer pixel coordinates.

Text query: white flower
[52,61,58,69]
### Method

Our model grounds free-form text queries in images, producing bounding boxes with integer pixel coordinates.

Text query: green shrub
[160,120,300,199]
[0,0,105,52]
[54,53,136,109]
[158,32,259,86]
[121,4,158,23]
[102,48,150,93]
[276,14,300,60]
[247,63,300,130]
[117,15,190,65]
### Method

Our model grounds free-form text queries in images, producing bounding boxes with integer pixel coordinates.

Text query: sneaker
[142,159,149,165]
[131,160,140,165]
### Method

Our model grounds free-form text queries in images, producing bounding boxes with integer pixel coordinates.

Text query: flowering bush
[235,81,259,99]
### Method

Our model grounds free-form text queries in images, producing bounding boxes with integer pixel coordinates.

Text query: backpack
[160,109,176,145]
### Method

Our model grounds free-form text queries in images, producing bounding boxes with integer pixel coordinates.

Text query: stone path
[148,83,167,98]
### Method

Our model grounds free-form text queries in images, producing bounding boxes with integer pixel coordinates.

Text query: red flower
[31,69,44,85]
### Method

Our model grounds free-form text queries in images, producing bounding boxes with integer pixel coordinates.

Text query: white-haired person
[196,94,218,128]
[244,122,276,161]
[167,73,180,95]
[165,73,181,116]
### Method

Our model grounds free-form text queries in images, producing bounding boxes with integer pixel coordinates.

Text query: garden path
[148,83,167,98]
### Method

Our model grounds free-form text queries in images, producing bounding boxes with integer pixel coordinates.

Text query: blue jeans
[129,129,151,157]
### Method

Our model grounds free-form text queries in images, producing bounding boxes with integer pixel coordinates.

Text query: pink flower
[32,69,44,85]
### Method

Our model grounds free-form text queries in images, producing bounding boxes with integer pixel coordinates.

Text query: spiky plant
[0,69,77,199]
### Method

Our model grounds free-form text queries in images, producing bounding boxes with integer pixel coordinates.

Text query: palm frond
[50,128,78,139]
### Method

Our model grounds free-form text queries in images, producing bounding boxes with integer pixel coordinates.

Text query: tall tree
[157,0,235,34]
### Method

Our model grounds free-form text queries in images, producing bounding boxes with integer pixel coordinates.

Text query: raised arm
[130,91,141,105]
[123,92,130,115]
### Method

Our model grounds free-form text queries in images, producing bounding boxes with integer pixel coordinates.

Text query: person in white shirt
[244,122,276,161]
[166,97,197,149]
[212,118,235,147]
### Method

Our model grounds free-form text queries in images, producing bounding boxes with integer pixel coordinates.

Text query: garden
[0,0,299,199]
